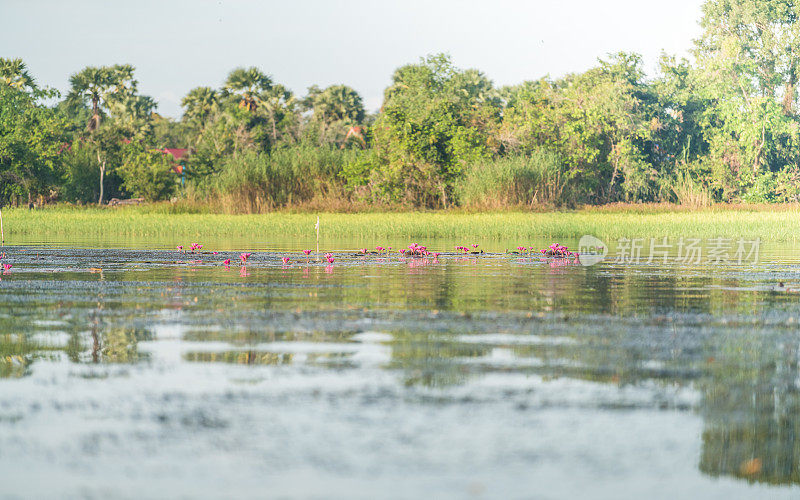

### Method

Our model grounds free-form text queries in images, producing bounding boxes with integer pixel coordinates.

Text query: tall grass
[455,152,569,208]
[671,171,713,208]
[191,144,357,213]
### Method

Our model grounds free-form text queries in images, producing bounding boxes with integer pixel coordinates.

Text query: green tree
[500,53,654,202]
[117,143,177,201]
[359,54,499,207]
[0,85,68,205]
[304,84,365,146]
[181,86,219,131]
[258,84,299,143]
[692,0,800,200]
[0,58,37,92]
[67,64,137,132]
[223,67,273,112]
[66,64,147,204]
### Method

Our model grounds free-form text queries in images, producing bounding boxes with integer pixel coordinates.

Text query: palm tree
[67,64,137,132]
[223,67,272,112]
[258,84,296,141]
[181,86,219,126]
[307,84,365,124]
[109,94,157,139]
[0,58,37,91]
[305,84,365,145]
[66,64,138,205]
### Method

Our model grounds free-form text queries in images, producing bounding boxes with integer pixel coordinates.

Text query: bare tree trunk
[98,154,106,205]
[0,208,4,246]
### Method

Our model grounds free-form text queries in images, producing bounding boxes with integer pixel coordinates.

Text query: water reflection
[1,245,800,489]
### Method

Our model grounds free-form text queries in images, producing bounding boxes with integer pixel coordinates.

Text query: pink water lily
[282,256,291,264]
[240,252,251,263]
[223,259,231,265]
[375,246,384,252]
[324,253,334,264]
[2,263,11,272]
[177,245,183,251]
[303,249,312,256]
[472,244,479,248]
[359,248,367,254]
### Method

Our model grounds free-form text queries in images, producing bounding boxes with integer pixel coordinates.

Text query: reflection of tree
[0,335,33,378]
[99,328,151,363]
[387,331,490,388]
[185,351,292,365]
[698,334,800,485]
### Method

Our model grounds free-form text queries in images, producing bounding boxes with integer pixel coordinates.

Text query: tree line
[3,0,800,210]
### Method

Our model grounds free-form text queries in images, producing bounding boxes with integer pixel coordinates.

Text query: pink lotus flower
[212,251,218,255]
[325,253,334,264]
[177,245,183,251]
[303,249,312,256]
[223,259,231,265]
[517,246,526,252]
[240,252,251,263]
[2,263,11,272]
[282,256,290,264]
[376,246,384,252]
[472,244,478,248]
[359,248,367,254]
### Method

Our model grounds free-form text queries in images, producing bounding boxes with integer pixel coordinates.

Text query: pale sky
[1,0,705,118]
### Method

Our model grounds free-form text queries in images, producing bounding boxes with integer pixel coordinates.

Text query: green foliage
[303,84,365,146]
[0,58,37,91]
[363,54,499,207]
[60,141,101,203]
[11,4,800,211]
[0,85,68,204]
[501,52,655,202]
[117,144,177,201]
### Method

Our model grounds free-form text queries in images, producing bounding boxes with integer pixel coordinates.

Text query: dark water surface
[1,241,800,499]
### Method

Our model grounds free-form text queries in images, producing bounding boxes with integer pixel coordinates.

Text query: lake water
[1,239,799,499]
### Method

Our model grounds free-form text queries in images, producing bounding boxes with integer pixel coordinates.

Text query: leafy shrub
[117,145,178,201]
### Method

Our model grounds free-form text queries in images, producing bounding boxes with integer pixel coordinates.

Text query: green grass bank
[3,205,800,242]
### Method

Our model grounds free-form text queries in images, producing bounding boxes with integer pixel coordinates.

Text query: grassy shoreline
[3,204,800,242]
